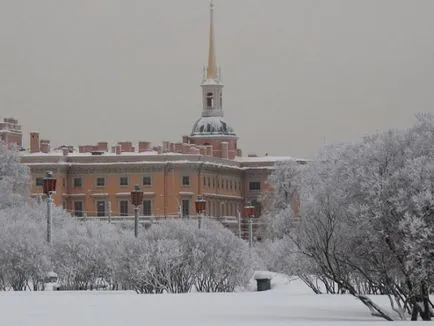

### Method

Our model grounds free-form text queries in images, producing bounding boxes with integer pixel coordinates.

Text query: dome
[191,117,236,136]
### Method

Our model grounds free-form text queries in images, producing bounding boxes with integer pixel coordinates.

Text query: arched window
[220,92,223,107]
[206,92,214,108]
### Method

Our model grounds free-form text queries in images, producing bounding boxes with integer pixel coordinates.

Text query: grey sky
[1,0,433,158]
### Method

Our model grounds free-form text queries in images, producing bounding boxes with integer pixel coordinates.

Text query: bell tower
[189,0,239,160]
[201,0,224,118]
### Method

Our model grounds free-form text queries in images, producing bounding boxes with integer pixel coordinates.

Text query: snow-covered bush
[0,205,50,290]
[51,217,123,290]
[193,219,252,292]
[116,219,254,293]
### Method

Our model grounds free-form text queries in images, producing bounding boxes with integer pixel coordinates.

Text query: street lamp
[131,185,143,238]
[195,195,206,229]
[244,203,255,248]
[43,171,57,244]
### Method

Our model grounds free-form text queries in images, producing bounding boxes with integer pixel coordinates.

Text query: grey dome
[191,117,236,136]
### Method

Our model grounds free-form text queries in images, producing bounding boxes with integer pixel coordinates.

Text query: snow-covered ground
[0,274,425,326]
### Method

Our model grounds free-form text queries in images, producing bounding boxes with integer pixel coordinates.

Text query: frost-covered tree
[0,143,29,209]
[0,205,50,290]
[262,113,434,321]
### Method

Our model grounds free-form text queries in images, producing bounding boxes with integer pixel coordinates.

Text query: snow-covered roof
[235,156,294,163]
[191,116,236,136]
[20,150,164,157]
[69,151,162,157]
[21,151,63,157]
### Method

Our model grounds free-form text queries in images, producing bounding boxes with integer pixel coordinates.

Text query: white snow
[0,273,418,326]
[253,271,274,280]
[235,156,294,163]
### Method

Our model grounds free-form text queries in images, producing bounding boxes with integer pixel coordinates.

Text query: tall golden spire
[206,0,217,80]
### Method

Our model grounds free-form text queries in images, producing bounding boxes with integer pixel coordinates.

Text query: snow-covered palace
[4,2,305,239]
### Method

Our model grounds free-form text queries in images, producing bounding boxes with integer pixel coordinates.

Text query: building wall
[26,157,245,219]
[0,118,23,147]
[24,153,305,227]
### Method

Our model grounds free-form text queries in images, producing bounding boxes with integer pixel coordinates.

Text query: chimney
[118,141,132,153]
[174,143,183,153]
[206,145,213,156]
[97,142,108,152]
[162,141,170,153]
[62,147,69,156]
[138,141,151,152]
[221,141,229,160]
[182,143,191,154]
[182,135,189,144]
[40,140,50,153]
[30,132,40,153]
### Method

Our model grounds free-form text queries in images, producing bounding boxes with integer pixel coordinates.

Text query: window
[73,177,82,188]
[35,177,43,186]
[120,176,128,186]
[203,177,206,186]
[143,200,152,216]
[225,180,228,189]
[220,92,223,106]
[96,177,105,187]
[206,92,213,108]
[182,199,190,217]
[182,176,190,186]
[97,201,106,217]
[230,180,233,190]
[249,181,261,191]
[143,176,152,187]
[74,201,83,217]
[120,200,129,216]
[207,177,211,187]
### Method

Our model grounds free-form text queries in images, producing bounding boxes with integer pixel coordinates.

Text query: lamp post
[131,185,144,238]
[43,171,57,244]
[195,195,206,229]
[244,203,255,248]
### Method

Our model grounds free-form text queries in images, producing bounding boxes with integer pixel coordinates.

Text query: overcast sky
[1,0,433,158]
